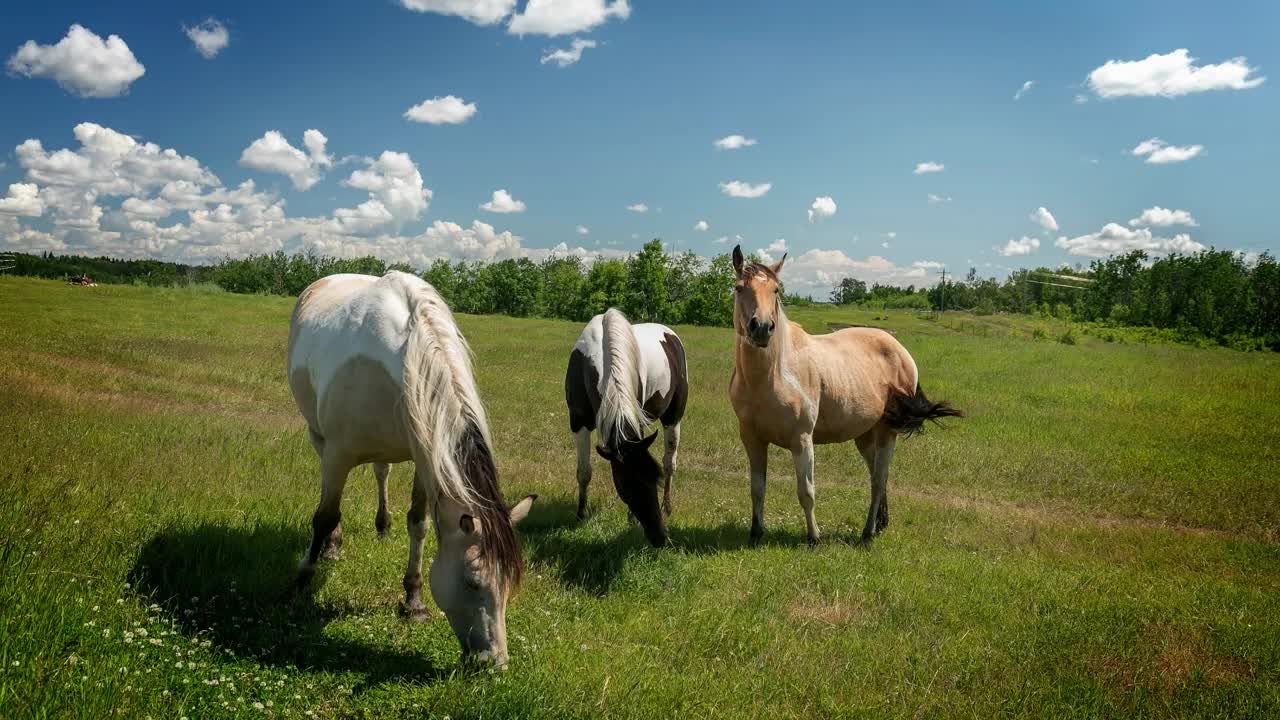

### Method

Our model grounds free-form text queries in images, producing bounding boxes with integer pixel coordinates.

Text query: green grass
[1,276,1277,719]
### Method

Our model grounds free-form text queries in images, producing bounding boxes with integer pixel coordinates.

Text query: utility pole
[936,267,949,313]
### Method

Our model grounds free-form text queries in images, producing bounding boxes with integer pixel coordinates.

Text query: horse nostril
[748,317,760,333]
[766,322,775,334]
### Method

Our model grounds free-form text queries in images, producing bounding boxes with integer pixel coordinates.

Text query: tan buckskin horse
[288,271,535,667]
[728,246,961,546]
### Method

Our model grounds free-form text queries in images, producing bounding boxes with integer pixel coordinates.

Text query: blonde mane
[597,308,650,448]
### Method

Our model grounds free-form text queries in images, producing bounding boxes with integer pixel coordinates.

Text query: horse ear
[595,444,614,461]
[732,245,745,275]
[637,430,659,451]
[508,494,536,526]
[770,253,787,275]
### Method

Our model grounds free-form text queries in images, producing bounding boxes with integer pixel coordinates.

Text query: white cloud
[1054,223,1206,257]
[1014,80,1035,100]
[1030,206,1058,232]
[184,19,229,59]
[398,0,517,25]
[715,233,741,246]
[1131,137,1203,164]
[0,183,44,217]
[508,0,631,36]
[807,196,837,223]
[713,134,757,151]
[340,150,432,227]
[693,220,709,231]
[1074,94,1089,104]
[239,130,331,191]
[999,236,1040,256]
[927,193,952,204]
[1129,206,1198,227]
[758,238,788,263]
[886,231,897,239]
[881,242,890,249]
[479,189,526,213]
[913,161,944,175]
[626,203,648,213]
[541,38,597,67]
[1087,48,1265,99]
[719,180,771,199]
[782,250,942,295]
[7,24,145,98]
[575,224,589,235]
[404,95,477,125]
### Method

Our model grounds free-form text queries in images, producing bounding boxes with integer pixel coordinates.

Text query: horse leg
[297,453,352,586]
[854,434,887,532]
[400,471,431,622]
[792,433,819,546]
[742,433,769,545]
[574,428,593,519]
[661,422,681,517]
[861,431,897,543]
[373,462,392,539]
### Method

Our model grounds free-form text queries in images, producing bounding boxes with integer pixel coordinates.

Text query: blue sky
[1,0,1276,293]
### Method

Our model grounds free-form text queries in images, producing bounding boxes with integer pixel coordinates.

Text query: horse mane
[399,275,522,588]
[597,308,650,448]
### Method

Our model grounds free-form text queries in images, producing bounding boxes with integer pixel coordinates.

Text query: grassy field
[1,276,1277,719]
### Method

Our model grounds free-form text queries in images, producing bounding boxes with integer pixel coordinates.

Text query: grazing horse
[288,271,535,667]
[727,246,961,546]
[565,308,687,547]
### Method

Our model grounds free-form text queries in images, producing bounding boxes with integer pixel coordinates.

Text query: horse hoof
[294,566,315,588]
[321,547,343,561]
[807,535,820,548]
[399,603,432,623]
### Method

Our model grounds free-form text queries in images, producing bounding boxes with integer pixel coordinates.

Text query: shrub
[1059,327,1077,345]
[1032,326,1047,340]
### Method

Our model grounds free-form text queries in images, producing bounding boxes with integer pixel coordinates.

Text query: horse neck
[734,309,793,386]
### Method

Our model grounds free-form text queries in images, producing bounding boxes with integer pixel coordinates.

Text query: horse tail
[882,384,963,437]
[400,275,521,587]
[597,308,650,448]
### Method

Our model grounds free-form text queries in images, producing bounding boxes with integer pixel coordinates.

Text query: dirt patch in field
[1090,623,1251,695]
[786,594,867,627]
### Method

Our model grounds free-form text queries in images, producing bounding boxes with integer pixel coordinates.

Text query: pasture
[1,275,1278,719]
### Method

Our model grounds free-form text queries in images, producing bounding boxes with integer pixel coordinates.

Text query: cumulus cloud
[0,183,44,217]
[626,203,648,213]
[913,161,944,174]
[541,38,597,67]
[1129,206,1198,227]
[239,130,332,191]
[694,220,709,231]
[508,0,631,36]
[999,236,1040,256]
[479,189,526,213]
[1030,206,1058,232]
[928,193,952,204]
[715,234,741,246]
[1054,223,1206,257]
[758,238,788,263]
[807,196,836,223]
[714,134,757,151]
[576,224,589,235]
[1131,138,1203,164]
[404,95,477,125]
[1014,80,1035,100]
[184,19,229,59]
[1088,48,1265,98]
[340,151,432,227]
[397,0,517,25]
[781,250,943,295]
[719,180,771,199]
[7,24,145,98]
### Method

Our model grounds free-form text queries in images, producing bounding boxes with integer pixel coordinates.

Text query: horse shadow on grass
[518,496,818,596]
[127,521,451,690]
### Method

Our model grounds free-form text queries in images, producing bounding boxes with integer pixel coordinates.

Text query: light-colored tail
[400,280,492,510]
[597,308,650,448]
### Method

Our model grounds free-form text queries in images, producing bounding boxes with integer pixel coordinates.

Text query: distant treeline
[6,243,1278,348]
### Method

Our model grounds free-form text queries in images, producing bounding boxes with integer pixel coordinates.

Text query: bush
[1059,327,1077,345]
[1032,326,1047,340]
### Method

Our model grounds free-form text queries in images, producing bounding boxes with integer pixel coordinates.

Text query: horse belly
[811,392,883,444]
[315,354,413,465]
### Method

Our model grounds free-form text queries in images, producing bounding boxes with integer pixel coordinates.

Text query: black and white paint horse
[565,308,687,547]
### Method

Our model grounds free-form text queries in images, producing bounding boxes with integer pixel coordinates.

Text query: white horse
[288,271,535,667]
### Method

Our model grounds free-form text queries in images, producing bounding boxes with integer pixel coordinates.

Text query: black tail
[883,385,963,437]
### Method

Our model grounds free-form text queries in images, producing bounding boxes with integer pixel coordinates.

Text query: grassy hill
[1,276,1277,719]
